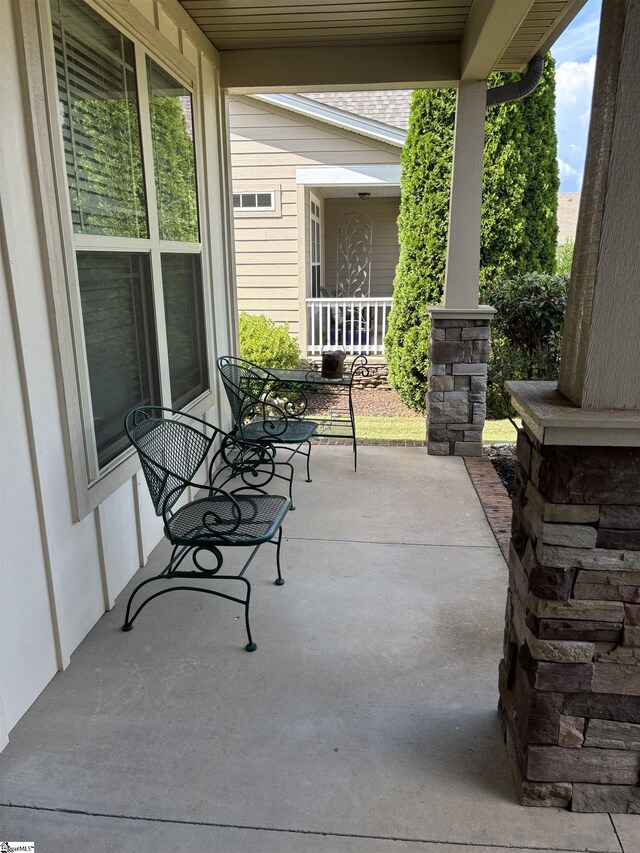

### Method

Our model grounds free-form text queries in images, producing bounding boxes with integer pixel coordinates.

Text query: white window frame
[233,191,275,212]
[232,181,281,219]
[30,0,219,518]
[310,192,323,298]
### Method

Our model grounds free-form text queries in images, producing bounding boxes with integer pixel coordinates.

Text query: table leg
[348,383,357,471]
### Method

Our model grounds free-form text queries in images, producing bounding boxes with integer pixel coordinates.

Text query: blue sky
[552,0,602,192]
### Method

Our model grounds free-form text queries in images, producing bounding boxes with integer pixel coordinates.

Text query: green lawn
[483,418,520,443]
[355,416,520,443]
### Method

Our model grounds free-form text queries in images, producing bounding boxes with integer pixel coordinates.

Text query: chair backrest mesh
[127,413,212,515]
[217,357,271,428]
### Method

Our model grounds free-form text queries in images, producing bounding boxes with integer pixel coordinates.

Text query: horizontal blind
[50,0,147,238]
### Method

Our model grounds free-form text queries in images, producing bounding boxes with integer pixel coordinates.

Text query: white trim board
[296,165,401,188]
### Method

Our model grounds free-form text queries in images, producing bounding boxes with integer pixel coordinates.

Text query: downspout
[486,56,545,107]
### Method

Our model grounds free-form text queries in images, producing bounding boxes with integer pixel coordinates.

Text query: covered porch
[0,446,632,851]
[4,0,640,832]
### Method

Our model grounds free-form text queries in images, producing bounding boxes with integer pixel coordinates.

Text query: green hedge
[485,272,568,418]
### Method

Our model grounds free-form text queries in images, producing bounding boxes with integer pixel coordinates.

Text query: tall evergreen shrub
[385,57,559,412]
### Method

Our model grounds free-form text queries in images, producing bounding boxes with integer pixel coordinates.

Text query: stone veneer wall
[426,318,490,456]
[499,427,640,813]
[350,362,390,391]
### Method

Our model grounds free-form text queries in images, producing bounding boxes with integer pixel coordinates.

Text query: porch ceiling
[180,0,587,91]
[180,0,472,50]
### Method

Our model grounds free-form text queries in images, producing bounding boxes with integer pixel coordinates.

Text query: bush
[238,312,300,369]
[485,272,568,418]
[556,237,574,277]
[384,88,453,412]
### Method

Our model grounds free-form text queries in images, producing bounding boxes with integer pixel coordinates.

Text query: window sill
[233,209,280,219]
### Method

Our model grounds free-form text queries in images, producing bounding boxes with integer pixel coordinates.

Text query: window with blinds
[162,254,208,410]
[49,0,210,477]
[50,0,147,238]
[78,253,159,467]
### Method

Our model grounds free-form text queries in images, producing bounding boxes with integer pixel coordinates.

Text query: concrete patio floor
[0,446,638,852]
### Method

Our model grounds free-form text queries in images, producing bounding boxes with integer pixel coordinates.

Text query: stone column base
[500,382,640,813]
[426,306,495,456]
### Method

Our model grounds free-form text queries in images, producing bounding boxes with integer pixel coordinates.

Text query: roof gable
[250,93,407,148]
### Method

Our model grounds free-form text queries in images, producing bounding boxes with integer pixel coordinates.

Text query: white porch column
[426,79,495,457]
[443,79,487,310]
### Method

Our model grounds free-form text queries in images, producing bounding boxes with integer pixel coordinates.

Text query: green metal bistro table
[266,355,368,471]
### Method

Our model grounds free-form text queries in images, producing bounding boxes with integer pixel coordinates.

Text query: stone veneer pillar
[499,382,640,814]
[426,306,496,456]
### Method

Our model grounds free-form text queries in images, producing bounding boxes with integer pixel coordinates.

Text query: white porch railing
[306,297,393,356]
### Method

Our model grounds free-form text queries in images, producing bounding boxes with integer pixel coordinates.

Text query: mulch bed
[490,456,516,495]
[305,387,421,418]
[307,386,424,444]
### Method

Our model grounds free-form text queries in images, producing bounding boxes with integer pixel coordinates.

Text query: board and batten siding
[324,197,400,298]
[228,96,400,338]
[0,0,234,748]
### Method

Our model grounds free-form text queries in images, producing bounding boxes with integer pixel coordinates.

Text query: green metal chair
[217,356,318,506]
[122,406,290,651]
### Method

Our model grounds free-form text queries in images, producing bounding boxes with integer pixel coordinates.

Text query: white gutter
[251,93,407,148]
[296,164,401,187]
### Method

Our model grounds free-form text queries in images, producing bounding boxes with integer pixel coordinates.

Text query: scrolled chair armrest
[162,480,244,537]
[262,380,309,418]
[209,435,276,485]
[304,360,321,376]
[238,399,289,437]
[252,366,311,415]
[349,354,369,377]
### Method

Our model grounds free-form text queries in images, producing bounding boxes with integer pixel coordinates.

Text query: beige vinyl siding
[229,96,399,337]
[324,198,400,298]
[1,0,234,747]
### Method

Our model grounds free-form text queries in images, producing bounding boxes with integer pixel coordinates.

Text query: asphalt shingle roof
[303,90,413,130]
